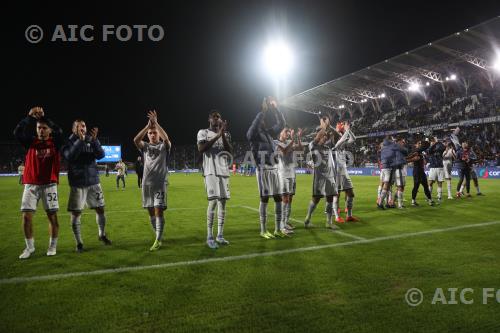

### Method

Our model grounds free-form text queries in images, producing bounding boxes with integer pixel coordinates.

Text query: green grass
[0,174,499,332]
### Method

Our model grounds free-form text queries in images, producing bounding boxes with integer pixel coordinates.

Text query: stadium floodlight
[408,83,420,91]
[493,58,500,71]
[263,40,293,76]
[445,77,449,81]
[378,93,386,98]
[450,74,457,80]
[426,82,430,86]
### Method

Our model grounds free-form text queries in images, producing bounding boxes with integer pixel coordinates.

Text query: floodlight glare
[408,83,420,91]
[426,82,430,86]
[263,41,293,76]
[493,58,500,71]
[450,74,457,80]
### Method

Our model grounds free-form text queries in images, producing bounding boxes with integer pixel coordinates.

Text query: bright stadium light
[263,40,293,76]
[450,74,457,80]
[426,82,430,86]
[408,83,420,91]
[493,58,500,71]
[378,93,386,98]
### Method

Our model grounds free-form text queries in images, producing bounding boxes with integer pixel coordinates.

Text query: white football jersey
[275,140,296,179]
[142,142,169,186]
[309,140,335,178]
[197,128,231,177]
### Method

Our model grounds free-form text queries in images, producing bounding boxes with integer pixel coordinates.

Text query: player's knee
[260,196,269,203]
[273,195,282,202]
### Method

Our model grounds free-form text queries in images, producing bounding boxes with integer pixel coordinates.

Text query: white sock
[379,189,387,204]
[305,200,317,221]
[429,185,433,196]
[446,179,452,197]
[387,190,393,205]
[332,196,340,219]
[437,187,443,200]
[377,185,382,199]
[326,201,333,224]
[207,200,216,240]
[476,185,481,193]
[274,201,282,232]
[49,237,58,248]
[346,196,353,217]
[25,238,34,250]
[287,202,292,223]
[71,214,83,244]
[259,202,268,233]
[155,216,165,241]
[217,199,226,239]
[96,213,106,237]
[282,202,289,227]
[397,190,404,208]
[460,184,464,193]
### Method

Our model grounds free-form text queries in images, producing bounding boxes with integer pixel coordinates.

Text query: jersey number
[47,192,58,202]
[155,192,165,200]
[95,192,104,201]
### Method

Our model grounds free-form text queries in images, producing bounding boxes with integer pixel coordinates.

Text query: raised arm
[89,127,105,160]
[246,112,265,141]
[14,116,37,149]
[62,135,84,161]
[333,130,350,150]
[148,110,171,149]
[293,132,305,151]
[270,107,286,136]
[347,127,356,144]
[220,125,233,154]
[133,124,150,151]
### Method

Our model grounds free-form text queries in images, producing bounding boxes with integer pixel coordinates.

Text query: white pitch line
[238,205,366,241]
[1,220,498,285]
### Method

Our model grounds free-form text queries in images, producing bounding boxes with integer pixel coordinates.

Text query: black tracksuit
[411,149,431,200]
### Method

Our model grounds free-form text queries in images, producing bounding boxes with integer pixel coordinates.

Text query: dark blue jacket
[427,142,445,168]
[62,134,105,187]
[246,109,285,167]
[455,148,476,169]
[381,139,407,169]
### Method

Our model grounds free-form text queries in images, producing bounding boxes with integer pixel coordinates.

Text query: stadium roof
[282,16,500,116]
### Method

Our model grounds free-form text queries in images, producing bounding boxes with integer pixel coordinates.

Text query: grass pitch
[0,173,499,332]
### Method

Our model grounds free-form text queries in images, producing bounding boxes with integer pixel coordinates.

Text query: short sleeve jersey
[142,142,170,186]
[197,128,231,177]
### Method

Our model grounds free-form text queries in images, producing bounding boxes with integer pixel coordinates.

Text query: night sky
[4,0,499,159]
